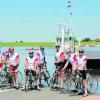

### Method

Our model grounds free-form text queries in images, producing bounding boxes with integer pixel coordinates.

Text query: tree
[82,38,91,42]
[20,41,23,43]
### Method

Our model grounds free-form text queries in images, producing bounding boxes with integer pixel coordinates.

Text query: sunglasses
[41,48,44,50]
[29,53,33,54]
[55,46,60,48]
[9,51,13,53]
[79,51,84,53]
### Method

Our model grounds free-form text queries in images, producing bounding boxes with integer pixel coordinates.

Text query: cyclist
[75,48,88,96]
[63,48,77,74]
[0,50,3,76]
[36,46,47,86]
[22,49,41,91]
[54,44,66,90]
[8,47,20,89]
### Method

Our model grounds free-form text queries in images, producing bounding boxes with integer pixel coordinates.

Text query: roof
[85,51,100,59]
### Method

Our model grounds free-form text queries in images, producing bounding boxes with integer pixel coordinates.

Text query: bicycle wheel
[87,73,98,94]
[63,76,77,93]
[49,73,58,89]
[1,70,10,84]
[28,79,33,89]
[45,70,50,79]
[18,71,23,87]
[49,77,55,88]
[0,75,4,87]
[0,71,11,89]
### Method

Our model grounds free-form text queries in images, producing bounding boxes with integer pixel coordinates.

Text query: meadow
[0,41,100,47]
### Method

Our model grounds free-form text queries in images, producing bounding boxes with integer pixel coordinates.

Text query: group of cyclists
[0,46,46,91]
[0,48,20,89]
[22,46,47,91]
[0,44,89,96]
[54,44,88,96]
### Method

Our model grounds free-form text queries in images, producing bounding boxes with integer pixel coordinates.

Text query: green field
[75,41,100,46]
[0,41,100,47]
[0,42,55,47]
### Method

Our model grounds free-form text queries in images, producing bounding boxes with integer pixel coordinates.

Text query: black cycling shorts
[79,70,87,80]
[25,70,36,76]
[56,60,66,70]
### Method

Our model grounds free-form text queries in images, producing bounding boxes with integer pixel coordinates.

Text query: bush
[20,41,23,43]
[82,38,91,42]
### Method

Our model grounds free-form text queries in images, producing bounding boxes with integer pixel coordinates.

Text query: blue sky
[0,0,100,42]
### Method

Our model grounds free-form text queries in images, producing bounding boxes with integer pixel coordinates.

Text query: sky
[0,0,100,42]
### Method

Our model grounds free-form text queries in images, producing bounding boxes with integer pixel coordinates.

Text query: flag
[70,12,72,15]
[67,1,71,3]
[67,5,71,8]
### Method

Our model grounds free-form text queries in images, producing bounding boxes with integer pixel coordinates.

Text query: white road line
[0,89,10,93]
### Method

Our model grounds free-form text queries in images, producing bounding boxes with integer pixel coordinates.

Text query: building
[56,32,76,52]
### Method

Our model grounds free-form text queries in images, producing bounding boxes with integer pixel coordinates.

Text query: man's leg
[60,71,64,88]
[11,73,16,87]
[15,72,18,89]
[36,70,41,90]
[59,71,65,93]
[58,71,64,89]
[76,80,82,94]
[82,70,88,96]
[76,71,83,95]
[83,80,88,95]
[10,66,16,87]
[22,70,28,91]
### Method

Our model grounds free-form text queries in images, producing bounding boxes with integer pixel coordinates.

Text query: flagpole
[66,0,75,52]
[61,26,64,51]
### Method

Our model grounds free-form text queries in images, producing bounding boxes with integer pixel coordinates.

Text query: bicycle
[63,70,98,94]
[62,69,74,93]
[0,66,23,89]
[49,66,61,90]
[24,69,36,91]
[86,71,98,94]
[38,63,50,86]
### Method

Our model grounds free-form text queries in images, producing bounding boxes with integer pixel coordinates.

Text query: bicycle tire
[26,71,35,91]
[49,73,58,89]
[45,70,50,79]
[87,73,98,94]
[0,75,4,87]
[63,76,77,93]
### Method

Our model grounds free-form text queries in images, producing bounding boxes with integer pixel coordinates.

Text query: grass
[0,42,55,47]
[0,41,100,47]
[75,41,100,46]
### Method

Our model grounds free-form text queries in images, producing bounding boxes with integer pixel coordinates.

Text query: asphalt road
[0,87,81,100]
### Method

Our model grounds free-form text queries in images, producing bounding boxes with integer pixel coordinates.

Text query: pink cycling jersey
[55,50,65,62]
[76,55,87,70]
[25,56,38,70]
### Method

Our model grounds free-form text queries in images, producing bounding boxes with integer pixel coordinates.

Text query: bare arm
[25,59,28,69]
[16,55,20,65]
